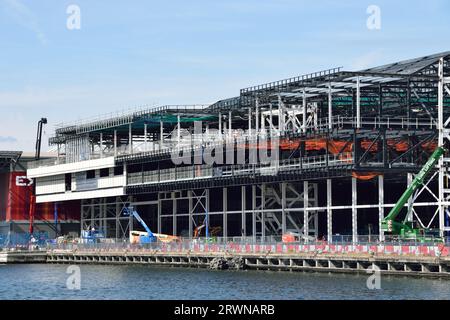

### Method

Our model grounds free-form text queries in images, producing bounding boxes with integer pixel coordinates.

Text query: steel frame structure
[30,52,450,242]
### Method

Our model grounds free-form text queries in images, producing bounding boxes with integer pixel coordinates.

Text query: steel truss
[32,52,450,240]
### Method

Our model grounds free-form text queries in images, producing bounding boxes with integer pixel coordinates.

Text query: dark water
[0,264,449,300]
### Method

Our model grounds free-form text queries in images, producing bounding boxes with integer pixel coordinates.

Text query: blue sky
[0,0,449,151]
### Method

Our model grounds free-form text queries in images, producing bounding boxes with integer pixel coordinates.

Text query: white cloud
[1,0,47,45]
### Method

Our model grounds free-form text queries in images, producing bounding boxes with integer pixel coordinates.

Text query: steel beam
[438,57,445,236]
[223,188,227,240]
[327,179,332,242]
[378,175,384,241]
[328,84,333,129]
[241,186,246,238]
[281,183,287,234]
[352,177,357,243]
[356,76,361,129]
[303,181,309,242]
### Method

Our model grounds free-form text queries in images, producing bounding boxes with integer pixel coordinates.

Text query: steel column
[223,188,228,241]
[378,175,384,241]
[352,177,357,243]
[303,181,309,242]
[281,182,287,234]
[356,76,361,129]
[328,84,333,129]
[327,179,332,242]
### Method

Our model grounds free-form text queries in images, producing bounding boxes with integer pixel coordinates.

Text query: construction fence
[48,238,450,258]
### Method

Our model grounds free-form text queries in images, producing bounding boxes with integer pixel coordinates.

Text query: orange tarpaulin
[238,137,437,154]
[352,172,380,181]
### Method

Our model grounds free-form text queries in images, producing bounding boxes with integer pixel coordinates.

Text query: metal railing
[328,116,437,130]
[240,67,342,94]
[0,232,50,251]
[46,235,450,257]
[127,152,354,186]
[55,104,209,132]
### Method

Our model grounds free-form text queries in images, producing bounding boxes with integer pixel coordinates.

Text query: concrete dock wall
[46,250,450,278]
[2,242,450,278]
[0,250,47,263]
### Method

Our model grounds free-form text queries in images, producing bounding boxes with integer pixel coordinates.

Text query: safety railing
[46,236,450,257]
[326,116,437,130]
[240,67,342,94]
[54,104,209,132]
[0,232,50,251]
[127,152,354,186]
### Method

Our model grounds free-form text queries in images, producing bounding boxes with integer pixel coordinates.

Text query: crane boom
[381,146,445,234]
[123,206,154,237]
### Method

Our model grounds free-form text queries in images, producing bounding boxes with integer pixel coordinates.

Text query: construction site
[1,51,450,253]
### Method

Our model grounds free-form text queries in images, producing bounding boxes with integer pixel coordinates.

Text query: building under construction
[26,51,450,243]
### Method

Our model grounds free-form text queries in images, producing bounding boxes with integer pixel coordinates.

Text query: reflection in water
[0,264,449,300]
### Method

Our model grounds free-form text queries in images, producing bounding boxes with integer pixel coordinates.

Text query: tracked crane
[381,146,445,241]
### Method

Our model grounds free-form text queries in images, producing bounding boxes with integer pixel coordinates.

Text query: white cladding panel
[74,174,125,192]
[35,187,125,203]
[27,157,116,178]
[35,175,66,195]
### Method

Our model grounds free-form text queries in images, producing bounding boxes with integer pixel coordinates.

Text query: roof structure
[362,51,450,75]
[49,51,450,144]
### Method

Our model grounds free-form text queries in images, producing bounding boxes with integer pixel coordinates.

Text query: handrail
[126,152,355,186]
[240,67,342,94]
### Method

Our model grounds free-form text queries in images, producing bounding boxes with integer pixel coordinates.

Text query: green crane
[381,146,445,241]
